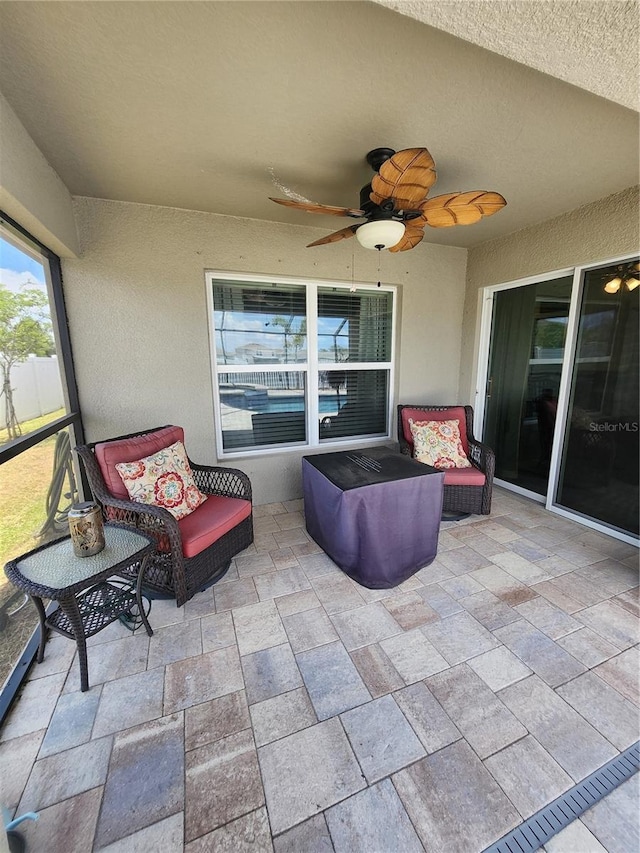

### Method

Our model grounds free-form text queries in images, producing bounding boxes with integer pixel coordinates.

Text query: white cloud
[0,268,46,293]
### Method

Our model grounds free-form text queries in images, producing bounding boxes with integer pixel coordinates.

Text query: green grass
[0,407,66,446]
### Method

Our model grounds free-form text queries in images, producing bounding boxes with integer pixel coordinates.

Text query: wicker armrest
[467,437,495,476]
[190,461,253,502]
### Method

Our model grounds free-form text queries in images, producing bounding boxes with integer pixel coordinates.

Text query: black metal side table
[4,524,155,692]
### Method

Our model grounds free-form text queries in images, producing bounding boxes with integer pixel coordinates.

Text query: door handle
[486,377,493,399]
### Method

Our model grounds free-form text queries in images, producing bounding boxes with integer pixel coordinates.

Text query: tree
[0,283,54,440]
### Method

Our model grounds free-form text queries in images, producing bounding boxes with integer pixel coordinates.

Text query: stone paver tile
[427,663,526,759]
[63,633,150,693]
[201,610,236,653]
[576,600,639,650]
[326,778,424,853]
[275,510,305,530]
[95,715,183,847]
[164,645,244,713]
[580,774,639,853]
[521,525,569,548]
[214,577,258,611]
[394,739,520,853]
[20,787,102,853]
[484,735,573,818]
[515,596,582,639]
[535,555,581,579]
[579,532,638,562]
[329,601,402,650]
[539,572,610,609]
[283,498,304,512]
[349,643,404,698]
[254,502,287,517]
[139,597,185,630]
[557,671,638,750]
[253,532,279,553]
[274,528,312,548]
[185,729,264,842]
[494,620,586,687]
[19,735,112,812]
[614,588,639,618]
[476,520,521,543]
[438,546,492,576]
[0,729,44,811]
[440,573,486,600]
[147,618,202,668]
[543,820,607,852]
[236,552,277,577]
[383,590,439,629]
[414,559,455,586]
[556,627,621,668]
[310,573,365,613]
[499,675,617,780]
[575,558,639,596]
[269,547,300,571]
[394,681,461,754]
[340,694,425,782]
[275,589,322,617]
[186,808,272,852]
[458,532,506,558]
[254,516,280,535]
[182,589,215,620]
[380,627,449,684]
[93,667,165,737]
[416,583,463,616]
[258,717,366,835]
[250,687,317,747]
[99,812,183,853]
[530,579,584,614]
[296,641,370,719]
[491,551,550,585]
[233,599,288,656]
[594,647,639,705]
[184,689,250,752]
[470,565,537,605]
[242,643,303,705]
[460,589,521,630]
[283,607,339,653]
[254,567,312,601]
[508,537,553,562]
[1,671,65,741]
[467,646,532,692]
[26,635,75,681]
[290,539,323,558]
[273,814,334,853]
[553,541,611,568]
[437,529,467,550]
[423,610,500,665]
[297,553,340,579]
[39,688,101,757]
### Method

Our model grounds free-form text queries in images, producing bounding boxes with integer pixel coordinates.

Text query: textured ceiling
[375,0,639,111]
[0,1,637,249]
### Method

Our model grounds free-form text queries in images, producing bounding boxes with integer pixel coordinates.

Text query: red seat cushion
[401,407,469,455]
[177,494,252,559]
[441,466,486,486]
[95,426,184,499]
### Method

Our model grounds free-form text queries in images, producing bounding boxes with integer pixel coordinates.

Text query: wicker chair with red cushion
[75,426,253,606]
[397,405,495,515]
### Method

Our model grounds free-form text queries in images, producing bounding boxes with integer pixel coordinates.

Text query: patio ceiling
[0,1,637,249]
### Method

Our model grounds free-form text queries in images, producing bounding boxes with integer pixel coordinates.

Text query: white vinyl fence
[0,356,64,429]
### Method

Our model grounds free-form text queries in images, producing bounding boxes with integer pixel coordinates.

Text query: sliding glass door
[482,257,638,541]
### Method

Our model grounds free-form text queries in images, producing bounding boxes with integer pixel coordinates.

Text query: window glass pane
[0,426,79,688]
[556,260,639,535]
[319,370,388,440]
[219,371,306,450]
[318,288,392,363]
[0,235,68,447]
[213,282,307,366]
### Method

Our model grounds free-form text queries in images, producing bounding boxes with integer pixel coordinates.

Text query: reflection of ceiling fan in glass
[602,261,640,294]
[270,147,507,252]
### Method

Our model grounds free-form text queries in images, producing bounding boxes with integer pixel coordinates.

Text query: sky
[0,236,46,293]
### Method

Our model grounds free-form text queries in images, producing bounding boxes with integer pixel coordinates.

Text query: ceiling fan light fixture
[604,276,622,294]
[625,276,639,291]
[356,219,406,250]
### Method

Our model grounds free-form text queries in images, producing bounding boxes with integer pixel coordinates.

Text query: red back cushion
[401,407,469,455]
[95,426,185,499]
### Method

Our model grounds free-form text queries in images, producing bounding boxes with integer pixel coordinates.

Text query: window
[0,213,84,716]
[207,273,396,454]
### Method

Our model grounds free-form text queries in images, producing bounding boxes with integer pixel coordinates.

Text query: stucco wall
[0,92,79,257]
[460,185,640,405]
[64,197,467,503]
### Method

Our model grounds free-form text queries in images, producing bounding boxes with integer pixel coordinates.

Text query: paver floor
[1,487,638,852]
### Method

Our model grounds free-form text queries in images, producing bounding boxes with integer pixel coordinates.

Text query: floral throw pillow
[409,418,472,469]
[115,440,207,519]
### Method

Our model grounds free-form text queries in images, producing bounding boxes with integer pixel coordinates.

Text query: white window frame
[205,270,397,458]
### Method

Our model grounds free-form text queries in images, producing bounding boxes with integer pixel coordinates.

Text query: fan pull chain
[376,246,382,287]
[350,247,356,292]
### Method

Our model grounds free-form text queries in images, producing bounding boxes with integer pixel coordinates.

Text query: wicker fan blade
[388,225,425,253]
[420,191,507,228]
[307,226,357,247]
[270,197,364,218]
[370,148,437,209]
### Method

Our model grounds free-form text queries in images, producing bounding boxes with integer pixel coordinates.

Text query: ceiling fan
[270,147,506,252]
